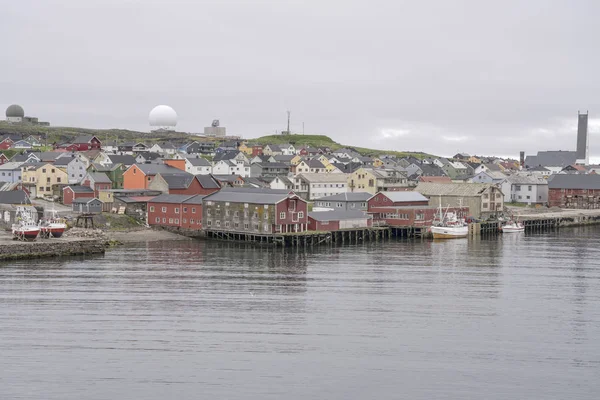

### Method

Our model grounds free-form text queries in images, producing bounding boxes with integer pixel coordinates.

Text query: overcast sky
[2,0,600,158]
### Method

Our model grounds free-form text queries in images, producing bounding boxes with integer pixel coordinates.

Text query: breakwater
[0,238,107,261]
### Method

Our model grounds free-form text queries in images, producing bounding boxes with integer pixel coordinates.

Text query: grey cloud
[2,0,600,158]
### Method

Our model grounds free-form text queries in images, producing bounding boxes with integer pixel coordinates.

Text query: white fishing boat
[430,201,468,239]
[39,208,67,238]
[12,207,41,241]
[501,220,525,233]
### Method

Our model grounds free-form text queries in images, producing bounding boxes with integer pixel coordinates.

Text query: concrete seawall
[0,238,107,261]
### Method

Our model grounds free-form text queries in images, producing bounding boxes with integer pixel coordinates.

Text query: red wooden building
[82,172,112,197]
[251,145,264,156]
[71,135,102,151]
[367,191,430,211]
[63,185,95,205]
[148,194,206,230]
[202,187,308,234]
[369,205,469,227]
[0,137,15,150]
[307,210,372,231]
[548,174,600,208]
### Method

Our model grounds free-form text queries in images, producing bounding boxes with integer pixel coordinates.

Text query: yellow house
[373,158,384,168]
[316,154,331,166]
[325,163,340,173]
[22,162,69,198]
[290,155,302,165]
[238,142,253,155]
[348,168,379,194]
[467,155,481,163]
[347,167,408,195]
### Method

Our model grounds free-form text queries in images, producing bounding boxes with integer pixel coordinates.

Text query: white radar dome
[149,105,177,128]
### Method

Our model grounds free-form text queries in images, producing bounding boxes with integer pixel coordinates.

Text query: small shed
[63,185,94,205]
[72,198,103,214]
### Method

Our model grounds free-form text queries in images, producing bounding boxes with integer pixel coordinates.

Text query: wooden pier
[205,227,391,247]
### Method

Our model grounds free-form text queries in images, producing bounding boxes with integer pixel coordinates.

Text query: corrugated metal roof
[547,174,600,189]
[381,192,429,202]
[195,174,221,189]
[505,174,548,185]
[295,173,348,183]
[65,185,94,193]
[149,194,195,204]
[204,187,295,204]
[415,182,497,197]
[87,172,112,183]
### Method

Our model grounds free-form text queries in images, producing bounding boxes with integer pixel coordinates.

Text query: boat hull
[12,228,41,241]
[431,226,468,239]
[41,227,66,238]
[502,227,525,233]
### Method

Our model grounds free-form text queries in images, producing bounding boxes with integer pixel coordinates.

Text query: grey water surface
[1,227,599,399]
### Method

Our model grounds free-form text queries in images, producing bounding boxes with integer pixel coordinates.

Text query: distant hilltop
[0,121,434,159]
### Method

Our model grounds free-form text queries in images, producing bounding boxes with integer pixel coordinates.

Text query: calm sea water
[1,227,599,399]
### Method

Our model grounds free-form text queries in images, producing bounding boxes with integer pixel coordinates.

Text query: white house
[212,160,251,177]
[500,174,549,205]
[293,173,349,200]
[185,156,212,175]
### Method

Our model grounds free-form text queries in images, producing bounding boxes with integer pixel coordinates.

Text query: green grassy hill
[0,122,435,159]
[250,134,434,159]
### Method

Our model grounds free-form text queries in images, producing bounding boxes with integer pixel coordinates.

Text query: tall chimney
[576,111,589,165]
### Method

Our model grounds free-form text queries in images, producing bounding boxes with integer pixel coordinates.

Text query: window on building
[515,185,521,191]
[207,220,212,226]
[253,223,259,230]
[40,187,44,192]
[253,212,258,218]
[216,220,221,227]
[234,222,239,229]
[175,208,179,214]
[225,221,230,228]
[183,207,187,213]
[161,207,167,213]
[225,202,230,206]
[483,203,488,208]
[155,217,160,223]
[174,219,179,224]
[244,203,249,208]
[244,223,249,230]
[183,218,187,223]
[150,206,155,212]
[42,168,46,173]
[207,209,212,216]
[46,187,50,191]
[169,218,174,223]
[280,212,286,219]
[415,213,424,220]
[225,210,230,216]
[263,223,270,232]
[264,205,269,209]
[526,196,530,199]
[51,169,55,173]
[216,209,221,216]
[192,208,196,213]
[528,186,532,191]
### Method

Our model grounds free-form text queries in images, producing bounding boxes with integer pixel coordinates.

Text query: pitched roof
[195,174,221,189]
[308,210,369,222]
[419,176,452,183]
[379,192,429,202]
[156,172,195,189]
[86,172,112,183]
[295,173,348,183]
[0,190,30,205]
[274,154,295,162]
[134,164,182,175]
[65,185,95,193]
[0,161,24,170]
[315,192,372,202]
[547,174,600,189]
[186,156,211,166]
[204,187,295,204]
[72,197,101,204]
[415,182,498,197]
[307,159,326,168]
[505,174,548,185]
[525,151,577,167]
[108,154,137,165]
[149,194,197,204]
[74,135,97,143]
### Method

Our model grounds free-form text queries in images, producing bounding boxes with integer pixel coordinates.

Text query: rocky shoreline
[0,227,192,262]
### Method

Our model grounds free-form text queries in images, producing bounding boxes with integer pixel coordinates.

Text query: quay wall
[0,239,107,261]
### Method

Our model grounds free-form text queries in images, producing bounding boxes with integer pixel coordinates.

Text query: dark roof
[331,162,362,173]
[214,150,239,161]
[274,154,295,162]
[53,156,77,166]
[0,190,30,205]
[378,192,429,202]
[308,210,369,221]
[182,194,206,205]
[307,159,326,168]
[186,156,211,166]
[74,135,98,144]
[212,174,242,183]
[525,151,577,167]
[255,162,290,169]
[315,192,372,202]
[64,185,94,193]
[157,172,195,189]
[196,174,221,189]
[86,172,112,183]
[149,194,197,204]
[108,154,137,165]
[548,174,600,189]
[204,187,295,204]
[72,197,102,204]
[138,152,162,161]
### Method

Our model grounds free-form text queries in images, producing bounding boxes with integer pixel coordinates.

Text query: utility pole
[286,110,291,135]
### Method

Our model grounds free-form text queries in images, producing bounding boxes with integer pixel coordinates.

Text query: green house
[87,162,126,189]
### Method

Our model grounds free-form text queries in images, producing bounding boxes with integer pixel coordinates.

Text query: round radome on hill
[6,104,25,118]
[149,105,177,127]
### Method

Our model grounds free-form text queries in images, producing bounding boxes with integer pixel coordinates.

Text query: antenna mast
[287,110,291,135]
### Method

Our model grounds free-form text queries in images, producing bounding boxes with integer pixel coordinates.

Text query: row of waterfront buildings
[0,132,600,232]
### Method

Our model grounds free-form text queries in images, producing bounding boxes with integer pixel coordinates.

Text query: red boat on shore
[12,208,41,241]
[39,209,67,238]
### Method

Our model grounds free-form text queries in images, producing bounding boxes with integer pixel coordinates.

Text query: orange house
[123,164,186,190]
[164,159,186,171]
